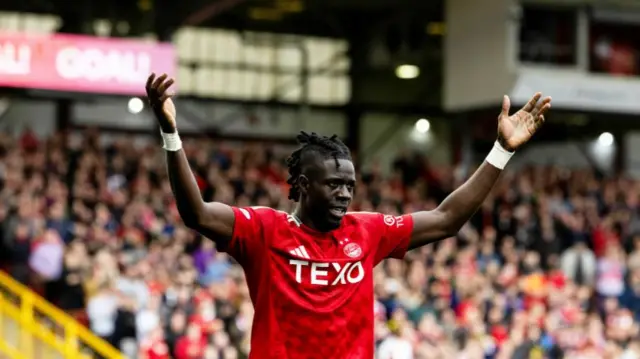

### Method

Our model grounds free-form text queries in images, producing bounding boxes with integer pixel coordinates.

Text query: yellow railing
[0,270,124,359]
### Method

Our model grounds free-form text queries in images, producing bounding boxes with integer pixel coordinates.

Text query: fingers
[523,92,542,113]
[500,95,511,118]
[157,78,175,95]
[533,114,546,131]
[145,73,175,104]
[538,97,551,117]
[152,73,168,90]
[531,97,551,121]
[146,73,155,90]
[536,97,552,118]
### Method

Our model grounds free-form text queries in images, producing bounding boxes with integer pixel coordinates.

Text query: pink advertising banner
[0,32,176,95]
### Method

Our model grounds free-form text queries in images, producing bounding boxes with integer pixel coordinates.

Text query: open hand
[146,73,177,133]
[497,93,551,151]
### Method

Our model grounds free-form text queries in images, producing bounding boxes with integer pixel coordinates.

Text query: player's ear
[298,175,310,195]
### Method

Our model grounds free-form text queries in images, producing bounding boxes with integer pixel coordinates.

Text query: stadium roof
[3,0,443,38]
[0,0,443,112]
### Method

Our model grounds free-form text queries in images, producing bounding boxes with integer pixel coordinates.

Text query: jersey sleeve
[373,213,414,265]
[222,206,273,264]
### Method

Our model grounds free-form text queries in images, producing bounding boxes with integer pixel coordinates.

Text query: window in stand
[590,12,640,77]
[518,5,578,66]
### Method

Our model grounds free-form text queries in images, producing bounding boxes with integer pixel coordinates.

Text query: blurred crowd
[2,128,640,359]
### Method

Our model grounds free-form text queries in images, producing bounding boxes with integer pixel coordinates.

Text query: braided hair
[286,131,351,202]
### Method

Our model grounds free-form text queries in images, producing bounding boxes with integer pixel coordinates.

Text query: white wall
[444,0,516,111]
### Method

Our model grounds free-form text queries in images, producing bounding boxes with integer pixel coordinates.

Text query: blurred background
[0,0,640,358]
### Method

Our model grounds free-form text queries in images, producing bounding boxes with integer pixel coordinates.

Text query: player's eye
[327,180,355,192]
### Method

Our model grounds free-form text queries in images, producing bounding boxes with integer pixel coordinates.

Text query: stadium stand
[1,128,640,358]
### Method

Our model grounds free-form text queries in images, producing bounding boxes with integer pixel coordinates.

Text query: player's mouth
[328,207,347,218]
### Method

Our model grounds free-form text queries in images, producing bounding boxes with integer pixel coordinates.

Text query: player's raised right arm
[146,73,235,244]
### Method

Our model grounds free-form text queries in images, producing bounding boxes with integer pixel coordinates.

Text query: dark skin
[293,157,357,232]
[146,73,551,250]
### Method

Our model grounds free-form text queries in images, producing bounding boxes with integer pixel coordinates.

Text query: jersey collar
[292,213,350,242]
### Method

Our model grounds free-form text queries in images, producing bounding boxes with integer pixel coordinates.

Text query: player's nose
[336,185,352,201]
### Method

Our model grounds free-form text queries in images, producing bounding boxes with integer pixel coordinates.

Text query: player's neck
[292,207,334,233]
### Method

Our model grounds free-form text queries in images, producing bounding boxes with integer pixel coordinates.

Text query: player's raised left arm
[407,93,551,250]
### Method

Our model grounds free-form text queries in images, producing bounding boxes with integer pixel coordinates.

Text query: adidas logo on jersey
[289,245,310,259]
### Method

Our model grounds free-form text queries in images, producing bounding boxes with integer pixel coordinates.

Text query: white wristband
[485,141,514,170]
[160,130,182,151]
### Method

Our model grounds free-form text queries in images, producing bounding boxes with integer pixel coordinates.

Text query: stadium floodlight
[127,97,144,114]
[597,132,614,147]
[415,118,430,134]
[395,64,419,79]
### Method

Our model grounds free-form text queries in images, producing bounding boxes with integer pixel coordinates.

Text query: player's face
[304,158,355,229]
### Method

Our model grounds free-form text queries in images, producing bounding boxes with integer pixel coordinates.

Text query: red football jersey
[139,338,170,359]
[222,206,413,359]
